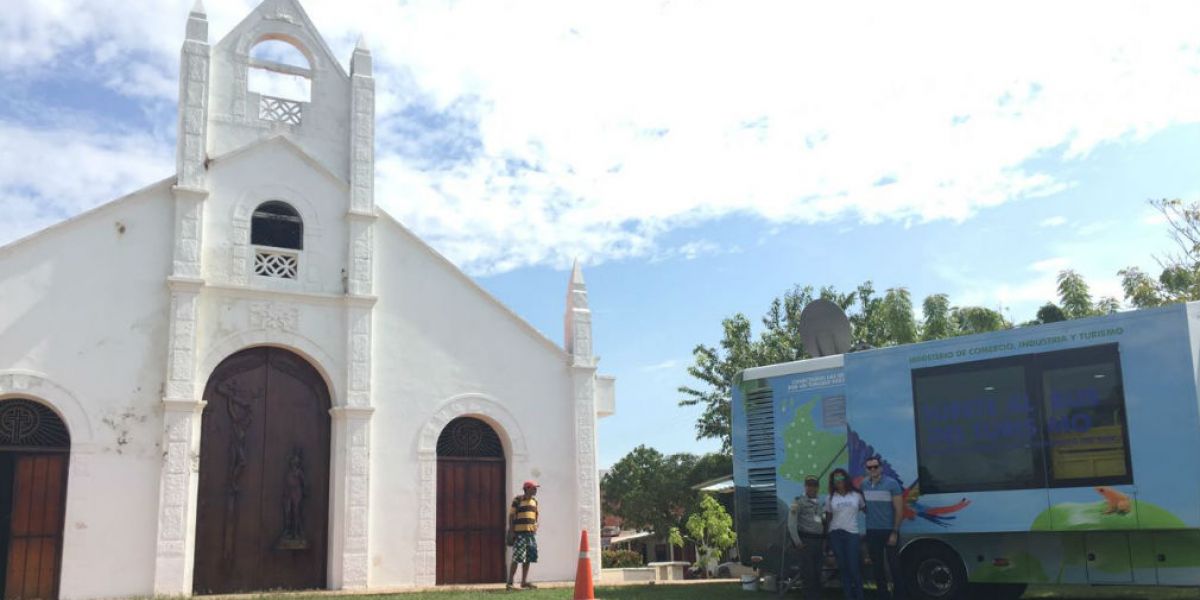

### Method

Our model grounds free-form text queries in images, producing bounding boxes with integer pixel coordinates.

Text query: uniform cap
[803,475,820,484]
[523,480,540,489]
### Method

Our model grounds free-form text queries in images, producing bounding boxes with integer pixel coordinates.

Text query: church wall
[0,184,176,598]
[369,217,580,585]
[200,141,350,296]
[208,21,352,183]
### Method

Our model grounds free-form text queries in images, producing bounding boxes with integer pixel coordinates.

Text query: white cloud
[1029,257,1070,274]
[2,1,1200,273]
[1039,216,1068,228]
[640,359,681,373]
[1142,210,1169,226]
[0,121,172,247]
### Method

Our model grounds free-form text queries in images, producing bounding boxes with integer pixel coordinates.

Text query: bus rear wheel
[902,543,967,600]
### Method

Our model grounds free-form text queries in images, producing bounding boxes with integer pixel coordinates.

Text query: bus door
[1039,345,1137,584]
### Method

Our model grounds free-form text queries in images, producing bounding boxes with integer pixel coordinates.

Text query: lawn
[259,582,1200,600]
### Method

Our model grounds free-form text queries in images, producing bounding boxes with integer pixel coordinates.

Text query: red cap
[523,480,540,489]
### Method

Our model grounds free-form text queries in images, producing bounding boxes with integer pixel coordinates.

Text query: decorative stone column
[327,35,378,590]
[329,405,373,588]
[154,4,210,594]
[565,263,601,577]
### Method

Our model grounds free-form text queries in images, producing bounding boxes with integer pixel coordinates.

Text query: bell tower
[155,0,377,594]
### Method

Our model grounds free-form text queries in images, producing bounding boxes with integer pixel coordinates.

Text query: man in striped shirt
[507,480,539,590]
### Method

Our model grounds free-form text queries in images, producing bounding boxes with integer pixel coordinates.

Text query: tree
[951,306,1010,335]
[1056,269,1098,319]
[920,293,954,340]
[683,494,737,576]
[678,314,760,454]
[688,452,733,487]
[1035,303,1067,324]
[879,287,918,345]
[1032,269,1123,323]
[1119,199,1200,308]
[601,446,698,546]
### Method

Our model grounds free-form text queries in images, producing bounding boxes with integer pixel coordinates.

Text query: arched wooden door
[193,347,331,594]
[436,417,506,584]
[0,399,70,600]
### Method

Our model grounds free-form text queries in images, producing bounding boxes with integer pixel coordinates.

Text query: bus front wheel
[902,543,967,600]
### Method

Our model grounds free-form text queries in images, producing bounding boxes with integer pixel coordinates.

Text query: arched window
[251,201,302,280]
[252,201,303,250]
[437,417,504,458]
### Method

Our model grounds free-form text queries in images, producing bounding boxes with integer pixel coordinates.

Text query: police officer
[788,475,827,600]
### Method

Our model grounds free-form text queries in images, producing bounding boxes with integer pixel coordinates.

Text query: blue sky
[2,1,1199,466]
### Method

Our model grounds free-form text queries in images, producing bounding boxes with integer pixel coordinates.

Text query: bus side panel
[774,368,847,501]
[844,305,1200,538]
[732,367,846,571]
[845,346,1053,534]
[1046,305,1200,533]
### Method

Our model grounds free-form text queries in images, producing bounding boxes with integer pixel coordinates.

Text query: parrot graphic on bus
[847,429,971,527]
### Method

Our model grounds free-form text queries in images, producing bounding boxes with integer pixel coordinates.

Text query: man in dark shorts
[507,480,540,590]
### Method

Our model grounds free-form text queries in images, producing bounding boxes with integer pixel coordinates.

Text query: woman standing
[825,468,865,600]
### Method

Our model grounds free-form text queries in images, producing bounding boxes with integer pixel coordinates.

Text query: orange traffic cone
[573,529,596,600]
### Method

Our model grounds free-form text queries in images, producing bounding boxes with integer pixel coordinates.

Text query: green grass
[246,582,1200,600]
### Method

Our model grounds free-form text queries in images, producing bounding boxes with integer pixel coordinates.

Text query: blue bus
[731,302,1200,599]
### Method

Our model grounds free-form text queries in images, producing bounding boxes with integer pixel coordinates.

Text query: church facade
[0,1,613,598]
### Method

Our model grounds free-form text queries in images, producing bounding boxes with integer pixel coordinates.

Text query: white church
[0,1,615,598]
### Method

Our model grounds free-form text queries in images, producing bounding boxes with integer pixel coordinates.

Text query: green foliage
[920,293,954,340]
[602,446,699,542]
[683,495,737,573]
[602,549,645,569]
[879,287,918,344]
[667,526,684,550]
[950,305,1010,335]
[1117,199,1200,308]
[1035,302,1067,324]
[1057,269,1097,319]
[687,452,732,487]
[602,447,731,544]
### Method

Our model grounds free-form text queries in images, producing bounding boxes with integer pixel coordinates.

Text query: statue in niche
[277,446,309,550]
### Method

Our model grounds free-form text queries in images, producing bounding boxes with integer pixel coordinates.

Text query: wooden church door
[0,400,71,600]
[436,417,506,584]
[193,348,331,594]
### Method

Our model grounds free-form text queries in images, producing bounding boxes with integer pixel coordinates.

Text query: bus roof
[737,302,1193,383]
[741,353,843,382]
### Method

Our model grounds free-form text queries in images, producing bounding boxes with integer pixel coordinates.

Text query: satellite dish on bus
[798,299,852,357]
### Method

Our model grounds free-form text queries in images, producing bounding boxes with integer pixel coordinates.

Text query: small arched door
[436,417,506,584]
[193,347,331,594]
[0,399,70,600]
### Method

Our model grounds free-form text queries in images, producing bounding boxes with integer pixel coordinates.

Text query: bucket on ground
[740,574,757,591]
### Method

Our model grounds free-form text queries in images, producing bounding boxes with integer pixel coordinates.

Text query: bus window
[1039,345,1132,486]
[913,362,1045,494]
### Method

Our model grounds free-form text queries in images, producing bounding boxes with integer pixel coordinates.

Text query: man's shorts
[512,532,538,564]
